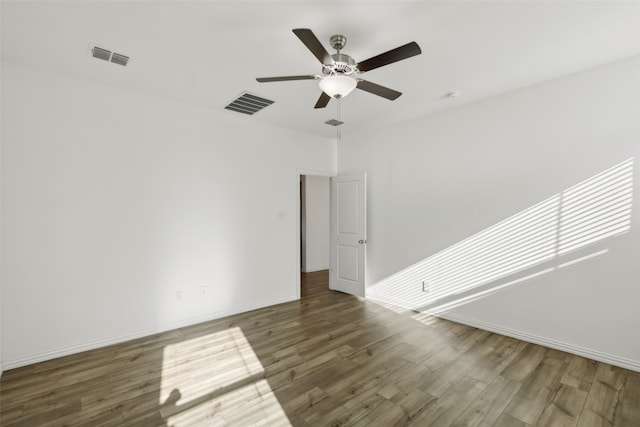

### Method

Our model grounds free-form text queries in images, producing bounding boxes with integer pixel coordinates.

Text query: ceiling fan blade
[292,28,334,65]
[357,41,421,72]
[256,75,317,83]
[356,80,402,100]
[314,92,331,109]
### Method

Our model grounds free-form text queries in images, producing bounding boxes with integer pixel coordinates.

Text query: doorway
[297,171,367,298]
[299,175,331,294]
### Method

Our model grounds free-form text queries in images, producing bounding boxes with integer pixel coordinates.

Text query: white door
[330,172,366,297]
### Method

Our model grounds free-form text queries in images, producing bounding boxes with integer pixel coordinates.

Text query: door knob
[359,239,367,244]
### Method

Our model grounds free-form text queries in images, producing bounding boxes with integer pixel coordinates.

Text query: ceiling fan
[256,28,422,109]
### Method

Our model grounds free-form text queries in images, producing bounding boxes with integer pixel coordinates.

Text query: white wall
[339,55,640,371]
[0,99,3,376]
[301,176,330,272]
[0,62,336,369]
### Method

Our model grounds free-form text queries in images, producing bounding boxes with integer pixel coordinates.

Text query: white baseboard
[437,312,640,373]
[3,296,296,371]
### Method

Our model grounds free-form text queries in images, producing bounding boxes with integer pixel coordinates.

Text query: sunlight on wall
[558,159,633,253]
[160,327,291,426]
[369,158,634,312]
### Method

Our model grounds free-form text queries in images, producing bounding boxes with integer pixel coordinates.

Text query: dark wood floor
[1,270,639,426]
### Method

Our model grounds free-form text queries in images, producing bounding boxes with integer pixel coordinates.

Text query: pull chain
[337,97,342,142]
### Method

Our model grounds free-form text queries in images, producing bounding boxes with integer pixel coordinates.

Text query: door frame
[296,169,336,299]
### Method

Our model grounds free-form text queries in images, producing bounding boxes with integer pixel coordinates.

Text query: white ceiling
[3,1,640,138]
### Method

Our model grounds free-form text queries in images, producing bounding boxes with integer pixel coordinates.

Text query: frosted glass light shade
[319,75,357,98]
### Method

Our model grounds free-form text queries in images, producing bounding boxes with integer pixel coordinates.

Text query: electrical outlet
[176,290,183,302]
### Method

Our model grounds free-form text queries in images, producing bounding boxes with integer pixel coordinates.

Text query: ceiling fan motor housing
[323,53,358,76]
[322,35,358,76]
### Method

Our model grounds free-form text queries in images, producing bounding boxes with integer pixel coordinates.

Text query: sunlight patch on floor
[411,312,441,326]
[160,327,291,426]
[165,379,291,426]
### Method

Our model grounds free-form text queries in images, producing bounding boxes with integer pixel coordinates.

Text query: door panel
[330,173,366,297]
[338,181,359,234]
[337,245,359,282]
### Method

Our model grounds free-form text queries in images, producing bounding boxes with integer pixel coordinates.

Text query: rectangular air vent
[110,52,129,66]
[91,46,111,61]
[91,45,129,67]
[224,92,274,115]
[325,119,344,126]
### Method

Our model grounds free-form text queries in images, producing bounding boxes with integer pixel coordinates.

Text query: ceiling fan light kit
[319,75,357,98]
[256,28,421,109]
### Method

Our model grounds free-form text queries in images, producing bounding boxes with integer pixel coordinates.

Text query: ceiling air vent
[110,52,129,66]
[325,119,344,126]
[91,46,111,61]
[224,92,274,115]
[91,45,129,66]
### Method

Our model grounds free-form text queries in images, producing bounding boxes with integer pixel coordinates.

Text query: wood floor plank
[466,337,525,384]
[561,355,599,392]
[409,375,488,426]
[418,340,493,397]
[353,398,408,427]
[494,412,534,427]
[616,369,640,426]
[502,379,554,424]
[1,270,639,427]
[390,387,436,422]
[450,374,522,427]
[501,342,547,382]
[523,349,568,390]
[577,362,627,427]
[536,383,589,427]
